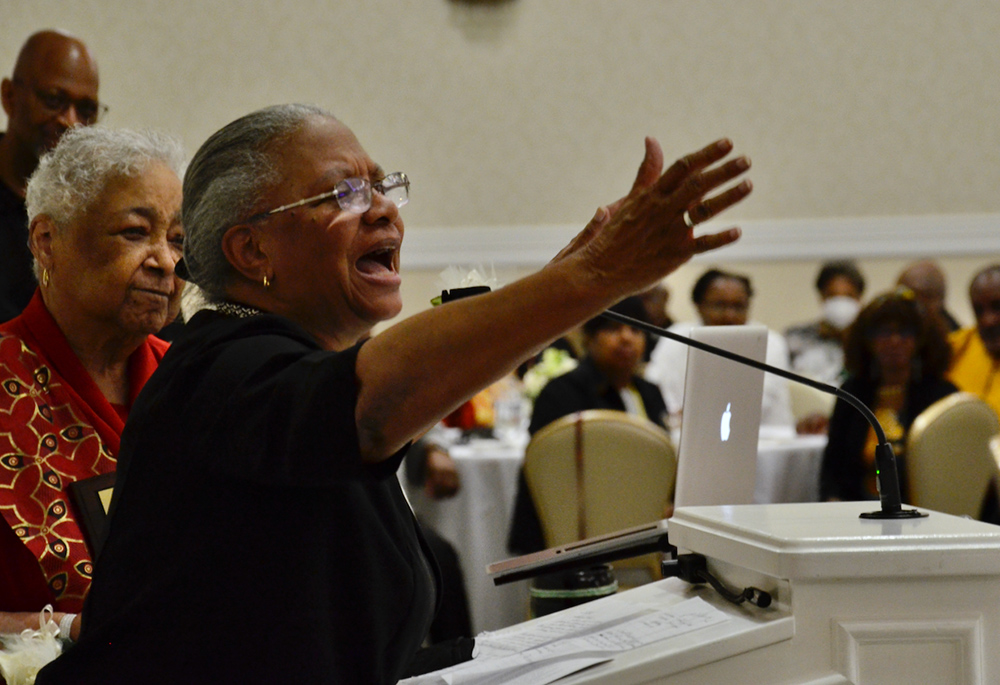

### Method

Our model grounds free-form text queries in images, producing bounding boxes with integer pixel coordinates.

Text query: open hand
[554,138,752,295]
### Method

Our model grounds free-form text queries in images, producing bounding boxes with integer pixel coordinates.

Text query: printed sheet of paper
[399,597,730,685]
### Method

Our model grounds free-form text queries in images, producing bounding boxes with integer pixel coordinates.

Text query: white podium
[551,502,1000,685]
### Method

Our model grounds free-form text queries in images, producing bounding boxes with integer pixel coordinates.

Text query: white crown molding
[401,213,1000,269]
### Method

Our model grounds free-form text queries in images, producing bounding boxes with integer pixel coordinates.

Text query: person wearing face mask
[786,260,866,386]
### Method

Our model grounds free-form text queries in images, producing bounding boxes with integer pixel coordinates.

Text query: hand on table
[424,445,461,500]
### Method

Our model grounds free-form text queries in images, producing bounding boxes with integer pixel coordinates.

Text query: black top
[819,374,957,502]
[0,145,33,324]
[507,357,669,555]
[37,309,438,685]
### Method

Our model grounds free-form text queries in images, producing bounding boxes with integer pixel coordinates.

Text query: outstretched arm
[356,138,751,461]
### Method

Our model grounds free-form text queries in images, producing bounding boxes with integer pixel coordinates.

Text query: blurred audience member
[948,264,1000,418]
[898,259,961,332]
[638,282,673,360]
[508,296,668,556]
[820,288,955,502]
[405,435,461,501]
[639,282,672,330]
[1,30,102,323]
[786,260,865,385]
[402,437,472,643]
[645,268,794,432]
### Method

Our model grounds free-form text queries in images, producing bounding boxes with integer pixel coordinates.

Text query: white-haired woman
[0,126,184,641]
[39,104,750,684]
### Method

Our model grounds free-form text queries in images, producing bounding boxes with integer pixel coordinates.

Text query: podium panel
[521,503,1000,685]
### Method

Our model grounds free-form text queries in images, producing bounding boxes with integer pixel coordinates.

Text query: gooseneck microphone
[600,309,927,520]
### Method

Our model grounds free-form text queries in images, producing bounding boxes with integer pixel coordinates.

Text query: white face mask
[822,296,861,330]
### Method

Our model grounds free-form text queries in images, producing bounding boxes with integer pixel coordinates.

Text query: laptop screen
[672,325,767,508]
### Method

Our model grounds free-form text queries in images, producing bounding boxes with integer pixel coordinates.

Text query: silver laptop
[673,325,767,508]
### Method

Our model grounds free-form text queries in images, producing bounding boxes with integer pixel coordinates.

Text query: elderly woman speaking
[38,104,751,684]
[0,127,183,642]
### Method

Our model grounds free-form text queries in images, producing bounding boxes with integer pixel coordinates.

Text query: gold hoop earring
[42,269,50,287]
[263,274,271,289]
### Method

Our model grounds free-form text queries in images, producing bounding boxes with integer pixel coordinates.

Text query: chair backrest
[906,392,1000,517]
[788,381,836,423]
[523,409,677,548]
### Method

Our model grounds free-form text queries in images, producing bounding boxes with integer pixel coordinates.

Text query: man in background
[645,268,795,432]
[948,264,1000,418]
[897,259,961,332]
[1,29,102,322]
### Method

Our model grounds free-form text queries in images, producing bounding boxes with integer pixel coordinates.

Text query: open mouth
[356,245,398,277]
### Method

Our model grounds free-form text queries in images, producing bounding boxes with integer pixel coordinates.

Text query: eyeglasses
[248,172,409,222]
[14,79,108,124]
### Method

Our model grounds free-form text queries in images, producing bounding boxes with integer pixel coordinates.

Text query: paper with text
[400,597,730,685]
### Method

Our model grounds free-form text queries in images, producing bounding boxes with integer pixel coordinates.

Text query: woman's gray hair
[26,125,185,229]
[181,103,332,301]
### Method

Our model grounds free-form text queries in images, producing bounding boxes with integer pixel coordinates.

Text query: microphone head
[431,286,492,306]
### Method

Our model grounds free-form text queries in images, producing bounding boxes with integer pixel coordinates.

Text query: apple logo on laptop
[719,403,732,442]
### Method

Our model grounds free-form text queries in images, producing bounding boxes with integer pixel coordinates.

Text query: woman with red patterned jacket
[0,125,184,641]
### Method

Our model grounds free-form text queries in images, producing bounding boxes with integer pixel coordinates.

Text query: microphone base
[859,507,928,520]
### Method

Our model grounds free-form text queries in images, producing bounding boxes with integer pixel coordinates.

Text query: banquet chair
[788,381,836,424]
[906,392,1000,518]
[523,410,677,586]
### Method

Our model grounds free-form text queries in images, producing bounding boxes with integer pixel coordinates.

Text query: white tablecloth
[755,433,828,504]
[404,432,827,634]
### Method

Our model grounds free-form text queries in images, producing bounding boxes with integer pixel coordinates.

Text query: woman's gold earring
[42,269,50,287]
[263,274,271,289]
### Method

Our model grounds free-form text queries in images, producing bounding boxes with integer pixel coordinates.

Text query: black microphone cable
[662,553,772,609]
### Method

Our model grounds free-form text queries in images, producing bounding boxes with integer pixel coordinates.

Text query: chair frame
[906,392,1000,518]
[523,410,677,582]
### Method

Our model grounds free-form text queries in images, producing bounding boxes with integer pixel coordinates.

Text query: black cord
[662,553,772,608]
[695,569,772,608]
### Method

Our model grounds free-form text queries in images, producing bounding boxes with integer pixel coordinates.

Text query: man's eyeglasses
[14,79,108,124]
[248,172,409,222]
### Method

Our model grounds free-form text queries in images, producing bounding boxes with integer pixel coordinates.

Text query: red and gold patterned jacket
[0,291,167,612]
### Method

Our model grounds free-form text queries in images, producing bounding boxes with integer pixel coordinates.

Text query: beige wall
[4,1,999,333]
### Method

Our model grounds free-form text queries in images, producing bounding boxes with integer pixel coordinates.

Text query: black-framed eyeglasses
[248,171,409,222]
[13,79,108,124]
